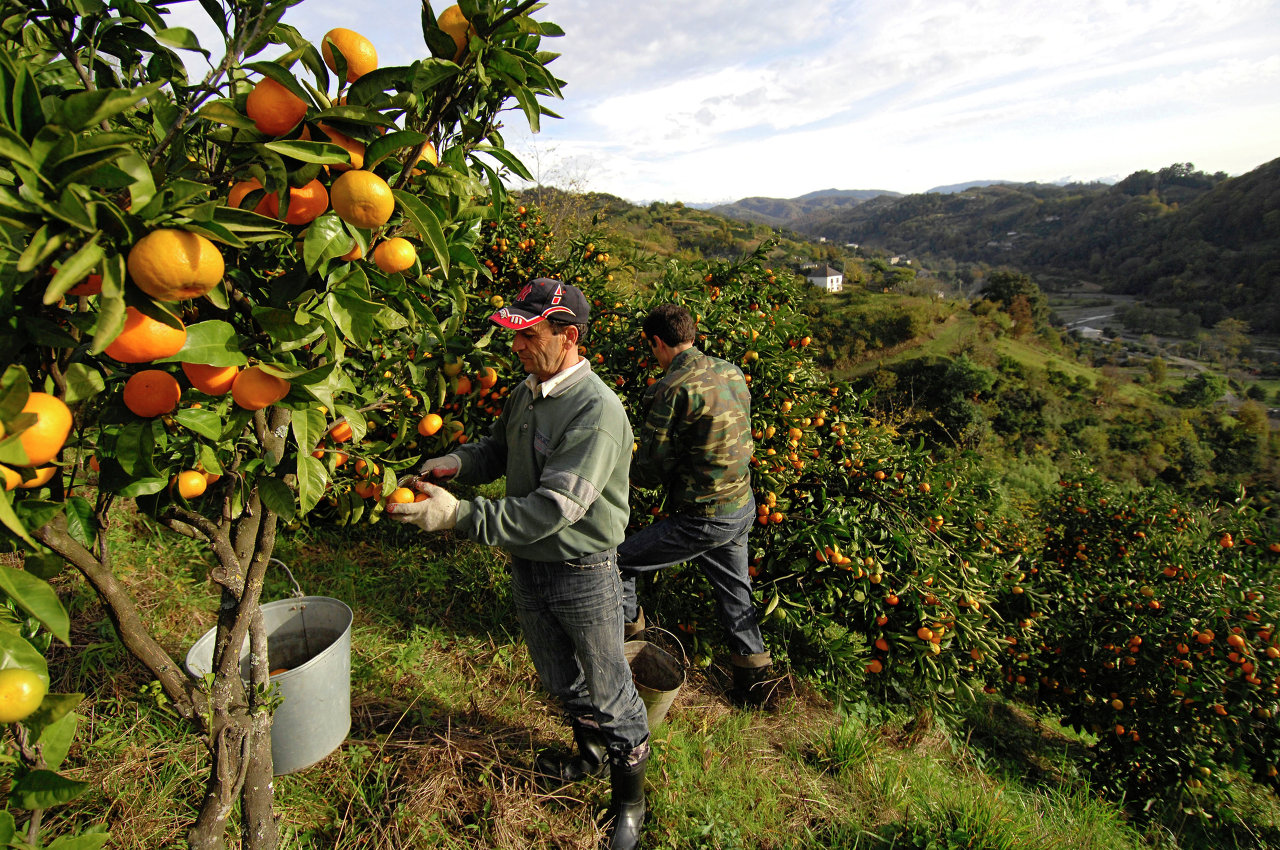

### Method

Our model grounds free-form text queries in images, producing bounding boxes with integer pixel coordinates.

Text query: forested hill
[759,160,1280,334]
[710,188,899,228]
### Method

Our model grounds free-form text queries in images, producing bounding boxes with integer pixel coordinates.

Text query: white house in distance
[806,264,844,293]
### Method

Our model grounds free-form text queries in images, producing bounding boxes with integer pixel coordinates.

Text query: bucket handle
[640,625,690,671]
[270,558,305,599]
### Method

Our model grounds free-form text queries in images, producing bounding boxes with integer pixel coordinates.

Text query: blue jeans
[617,501,767,658]
[510,550,650,760]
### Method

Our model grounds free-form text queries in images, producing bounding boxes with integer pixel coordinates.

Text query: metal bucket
[185,596,353,775]
[624,640,685,728]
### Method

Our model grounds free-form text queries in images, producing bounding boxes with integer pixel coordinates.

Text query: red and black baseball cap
[489,278,590,329]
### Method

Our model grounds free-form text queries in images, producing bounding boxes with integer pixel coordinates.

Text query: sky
[168,0,1280,205]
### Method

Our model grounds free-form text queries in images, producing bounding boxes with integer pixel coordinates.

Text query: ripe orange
[454,376,473,396]
[437,5,474,61]
[866,659,883,674]
[417,413,443,437]
[67,273,102,296]
[354,459,379,477]
[322,28,378,82]
[331,421,353,442]
[0,465,20,490]
[182,362,239,395]
[0,668,46,723]
[231,366,291,410]
[228,178,271,214]
[16,465,57,490]
[123,370,181,418]
[477,366,498,389]
[340,241,364,261]
[330,170,395,229]
[353,479,378,499]
[17,392,72,466]
[127,229,225,301]
[246,77,307,136]
[410,142,439,174]
[173,469,207,499]
[373,237,416,273]
[260,178,329,225]
[317,123,365,171]
[105,306,187,363]
[386,486,415,505]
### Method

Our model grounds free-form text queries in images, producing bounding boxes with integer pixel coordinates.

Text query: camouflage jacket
[632,346,753,516]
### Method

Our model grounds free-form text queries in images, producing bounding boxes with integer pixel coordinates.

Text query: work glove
[386,481,459,532]
[397,453,461,487]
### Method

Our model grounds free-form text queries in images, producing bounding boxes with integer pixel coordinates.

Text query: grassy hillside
[47,515,1277,849]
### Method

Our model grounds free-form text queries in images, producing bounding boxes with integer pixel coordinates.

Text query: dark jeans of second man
[510,550,649,762]
[617,500,767,658]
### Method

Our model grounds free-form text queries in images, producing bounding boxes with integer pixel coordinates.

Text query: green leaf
[89,254,127,354]
[117,151,157,212]
[0,124,37,171]
[23,551,65,580]
[62,497,95,549]
[263,140,350,165]
[195,100,258,131]
[292,406,325,454]
[46,832,111,850]
[154,27,209,55]
[0,490,36,547]
[0,567,69,645]
[326,291,381,346]
[471,144,534,182]
[35,706,79,770]
[302,213,349,273]
[62,363,105,406]
[257,477,295,521]
[157,320,248,366]
[296,455,328,516]
[117,477,168,498]
[173,408,223,440]
[391,190,449,276]
[0,625,48,684]
[55,83,163,132]
[363,130,427,171]
[43,235,103,304]
[10,768,89,810]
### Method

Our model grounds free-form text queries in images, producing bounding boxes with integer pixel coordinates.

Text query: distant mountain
[794,161,1280,333]
[925,180,1016,194]
[712,188,899,228]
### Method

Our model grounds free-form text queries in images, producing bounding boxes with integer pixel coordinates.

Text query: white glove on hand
[396,454,461,488]
[386,481,459,532]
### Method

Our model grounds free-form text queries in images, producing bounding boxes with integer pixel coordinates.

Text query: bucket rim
[183,595,353,681]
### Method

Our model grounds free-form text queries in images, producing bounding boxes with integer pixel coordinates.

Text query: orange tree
[548,241,1030,707]
[997,467,1280,815]
[0,1,563,847]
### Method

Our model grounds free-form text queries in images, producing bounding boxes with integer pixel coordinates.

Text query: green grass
[30,515,1274,849]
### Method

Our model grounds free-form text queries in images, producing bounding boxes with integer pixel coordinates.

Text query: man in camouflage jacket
[621,303,774,707]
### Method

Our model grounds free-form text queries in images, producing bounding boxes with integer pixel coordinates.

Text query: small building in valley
[806,264,844,293]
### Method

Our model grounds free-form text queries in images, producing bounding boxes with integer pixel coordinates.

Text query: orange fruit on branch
[417,413,443,437]
[0,668,46,723]
[373,237,416,273]
[437,5,474,61]
[127,229,224,301]
[173,469,207,499]
[17,392,72,466]
[104,306,187,363]
[182,362,239,395]
[331,421,353,442]
[322,28,378,82]
[260,178,329,226]
[330,170,394,229]
[123,370,181,418]
[246,76,307,136]
[317,122,365,171]
[16,465,57,490]
[231,366,291,411]
[386,486,414,505]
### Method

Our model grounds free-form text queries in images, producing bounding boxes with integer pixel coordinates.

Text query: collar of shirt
[523,357,590,399]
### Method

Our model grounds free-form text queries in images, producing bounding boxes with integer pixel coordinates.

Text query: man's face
[512,322,574,380]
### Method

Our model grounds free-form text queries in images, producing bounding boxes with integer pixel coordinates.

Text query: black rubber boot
[535,723,608,789]
[729,661,775,709]
[623,606,646,641]
[600,752,647,850]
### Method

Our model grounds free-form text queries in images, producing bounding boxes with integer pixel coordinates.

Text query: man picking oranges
[387,279,650,850]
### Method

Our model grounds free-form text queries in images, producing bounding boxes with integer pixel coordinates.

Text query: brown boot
[623,606,646,641]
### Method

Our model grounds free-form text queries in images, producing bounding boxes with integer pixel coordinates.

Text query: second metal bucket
[184,595,353,775]
[624,639,685,728]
